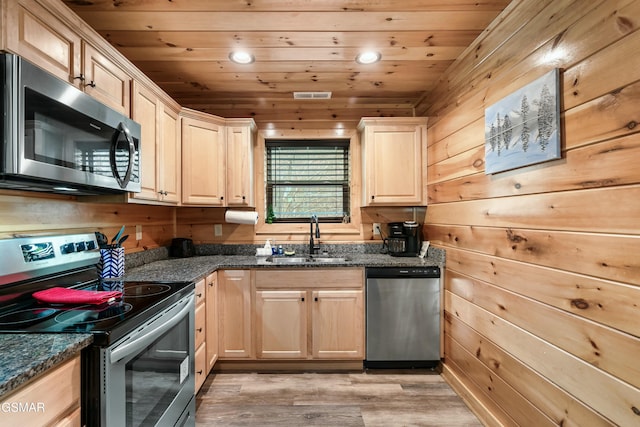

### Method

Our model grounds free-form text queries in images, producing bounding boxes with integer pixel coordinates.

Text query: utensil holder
[97,247,125,279]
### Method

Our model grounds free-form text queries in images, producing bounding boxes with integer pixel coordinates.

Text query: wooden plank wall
[417,0,640,425]
[0,190,175,253]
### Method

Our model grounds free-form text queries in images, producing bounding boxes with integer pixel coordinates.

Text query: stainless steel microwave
[1,53,141,195]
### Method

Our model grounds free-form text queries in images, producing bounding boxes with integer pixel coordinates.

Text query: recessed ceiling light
[229,51,254,64]
[356,51,381,64]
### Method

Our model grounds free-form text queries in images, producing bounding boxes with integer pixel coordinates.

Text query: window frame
[265,138,350,223]
[254,129,361,236]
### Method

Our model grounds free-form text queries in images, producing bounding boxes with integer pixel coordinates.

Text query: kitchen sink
[265,256,351,264]
[266,256,310,264]
[310,256,351,263]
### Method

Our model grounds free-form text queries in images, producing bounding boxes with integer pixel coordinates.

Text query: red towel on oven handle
[32,287,122,305]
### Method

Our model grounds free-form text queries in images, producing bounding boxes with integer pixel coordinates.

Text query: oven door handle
[110,294,194,364]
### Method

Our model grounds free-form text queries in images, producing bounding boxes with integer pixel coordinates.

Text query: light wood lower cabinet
[254,268,364,360]
[205,271,219,371]
[312,289,364,359]
[194,278,207,392]
[256,290,308,359]
[218,270,254,359]
[0,356,81,426]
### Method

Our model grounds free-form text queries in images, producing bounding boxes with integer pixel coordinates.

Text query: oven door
[100,293,195,427]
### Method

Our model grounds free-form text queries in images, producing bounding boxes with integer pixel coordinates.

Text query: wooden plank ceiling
[63,0,511,124]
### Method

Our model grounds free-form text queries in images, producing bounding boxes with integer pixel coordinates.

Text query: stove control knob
[75,242,87,252]
[86,241,97,250]
[60,243,76,254]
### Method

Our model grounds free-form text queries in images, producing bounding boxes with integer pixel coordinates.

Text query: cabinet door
[0,356,81,426]
[363,125,423,205]
[226,124,254,206]
[182,117,226,205]
[312,290,364,359]
[218,270,253,358]
[194,342,207,393]
[5,0,82,85]
[159,104,180,203]
[131,82,160,201]
[82,42,131,115]
[256,290,308,359]
[205,272,219,372]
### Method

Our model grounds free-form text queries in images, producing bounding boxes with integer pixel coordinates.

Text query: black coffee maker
[402,221,421,256]
[387,221,421,257]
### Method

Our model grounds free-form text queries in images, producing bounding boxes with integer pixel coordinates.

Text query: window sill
[255,222,361,235]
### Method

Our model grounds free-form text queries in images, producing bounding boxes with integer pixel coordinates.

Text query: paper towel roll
[225,210,259,225]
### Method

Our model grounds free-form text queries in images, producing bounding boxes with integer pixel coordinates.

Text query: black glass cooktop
[0,279,194,346]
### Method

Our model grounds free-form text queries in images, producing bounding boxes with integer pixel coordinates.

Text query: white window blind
[266,140,350,222]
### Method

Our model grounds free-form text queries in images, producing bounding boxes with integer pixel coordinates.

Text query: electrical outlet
[135,225,142,241]
[214,224,223,236]
[373,223,381,235]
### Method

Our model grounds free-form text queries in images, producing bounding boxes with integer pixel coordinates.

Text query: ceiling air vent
[293,91,332,100]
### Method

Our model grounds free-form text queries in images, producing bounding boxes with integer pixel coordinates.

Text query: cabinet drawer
[195,343,207,393]
[255,268,363,289]
[195,279,206,306]
[0,356,81,426]
[195,302,206,350]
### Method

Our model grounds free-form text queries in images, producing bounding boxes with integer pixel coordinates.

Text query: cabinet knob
[242,195,246,200]
[85,81,96,88]
[314,297,319,302]
[197,293,202,298]
[220,196,224,201]
[371,195,375,200]
[73,74,85,82]
[197,370,203,375]
[197,327,203,332]
[301,297,305,302]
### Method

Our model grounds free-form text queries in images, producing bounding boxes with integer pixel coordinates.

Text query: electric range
[0,233,196,426]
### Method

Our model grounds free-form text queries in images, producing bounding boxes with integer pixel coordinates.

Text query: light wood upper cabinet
[131,82,181,204]
[181,111,226,206]
[132,82,159,201]
[81,42,131,115]
[181,111,256,207]
[159,103,181,203]
[4,0,82,85]
[226,119,256,206]
[3,0,131,115]
[218,270,253,359]
[359,117,428,206]
[205,271,219,372]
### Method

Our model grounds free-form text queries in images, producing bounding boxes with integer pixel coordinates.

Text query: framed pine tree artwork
[484,68,561,174]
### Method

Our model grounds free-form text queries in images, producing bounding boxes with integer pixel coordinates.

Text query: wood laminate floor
[195,370,482,426]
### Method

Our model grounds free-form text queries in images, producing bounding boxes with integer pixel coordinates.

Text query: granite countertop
[0,334,93,398]
[125,251,444,284]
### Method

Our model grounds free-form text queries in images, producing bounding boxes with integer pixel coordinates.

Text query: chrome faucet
[309,214,321,255]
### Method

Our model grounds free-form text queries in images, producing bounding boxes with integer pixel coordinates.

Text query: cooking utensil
[117,235,129,247]
[95,231,109,249]
[111,226,125,245]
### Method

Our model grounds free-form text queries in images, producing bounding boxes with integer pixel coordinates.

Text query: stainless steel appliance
[365,266,441,369]
[1,53,141,195]
[0,234,195,426]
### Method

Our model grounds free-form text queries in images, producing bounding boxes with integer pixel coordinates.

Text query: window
[266,139,350,223]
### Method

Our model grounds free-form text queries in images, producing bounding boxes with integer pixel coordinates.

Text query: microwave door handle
[110,122,135,189]
[109,295,194,364]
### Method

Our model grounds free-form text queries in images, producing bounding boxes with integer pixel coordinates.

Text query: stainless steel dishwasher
[365,266,441,369]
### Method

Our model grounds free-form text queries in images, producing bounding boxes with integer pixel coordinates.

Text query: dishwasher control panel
[366,266,440,278]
